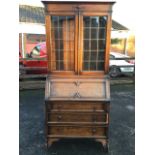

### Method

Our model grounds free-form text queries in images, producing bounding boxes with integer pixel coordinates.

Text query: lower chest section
[45,101,110,138]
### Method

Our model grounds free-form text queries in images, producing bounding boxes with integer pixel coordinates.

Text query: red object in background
[126,59,135,64]
[20,42,48,74]
[38,42,46,57]
[29,42,47,58]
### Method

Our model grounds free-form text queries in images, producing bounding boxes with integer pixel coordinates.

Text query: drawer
[47,111,107,123]
[47,101,109,111]
[48,125,107,137]
[45,78,110,100]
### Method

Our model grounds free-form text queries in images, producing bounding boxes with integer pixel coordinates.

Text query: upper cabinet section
[42,1,115,76]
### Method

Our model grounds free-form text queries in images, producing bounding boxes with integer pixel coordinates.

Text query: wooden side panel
[104,14,112,73]
[45,16,52,72]
[51,19,56,70]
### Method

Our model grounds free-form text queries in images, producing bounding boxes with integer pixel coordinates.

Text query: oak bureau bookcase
[42,1,115,152]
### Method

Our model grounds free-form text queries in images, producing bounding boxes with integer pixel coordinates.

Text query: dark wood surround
[43,1,115,152]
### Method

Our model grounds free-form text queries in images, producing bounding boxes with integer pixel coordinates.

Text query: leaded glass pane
[83,16,107,71]
[84,28,90,39]
[83,17,91,27]
[51,16,75,71]
[91,17,99,27]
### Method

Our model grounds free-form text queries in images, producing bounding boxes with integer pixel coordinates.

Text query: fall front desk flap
[45,77,110,101]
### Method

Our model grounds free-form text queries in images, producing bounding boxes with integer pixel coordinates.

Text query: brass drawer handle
[57,115,62,121]
[92,128,97,134]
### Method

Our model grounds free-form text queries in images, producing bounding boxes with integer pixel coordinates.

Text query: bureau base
[45,101,110,152]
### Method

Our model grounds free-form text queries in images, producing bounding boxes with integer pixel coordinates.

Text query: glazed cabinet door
[45,13,78,74]
[78,13,112,75]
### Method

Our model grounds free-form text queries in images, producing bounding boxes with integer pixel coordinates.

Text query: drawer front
[46,78,110,100]
[48,111,107,123]
[47,101,108,111]
[48,125,107,136]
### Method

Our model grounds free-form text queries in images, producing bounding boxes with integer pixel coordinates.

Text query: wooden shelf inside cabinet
[43,1,115,151]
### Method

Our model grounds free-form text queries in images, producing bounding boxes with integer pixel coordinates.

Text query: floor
[19,84,135,155]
